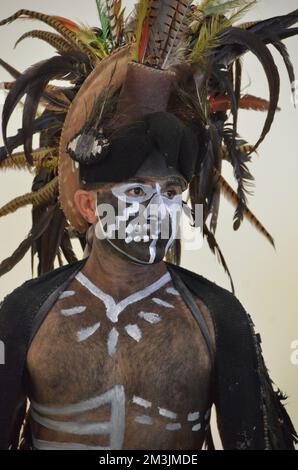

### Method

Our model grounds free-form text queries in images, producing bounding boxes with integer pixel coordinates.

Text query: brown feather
[144,1,192,67]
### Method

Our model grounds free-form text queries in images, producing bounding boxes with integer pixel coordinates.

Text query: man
[27,166,216,450]
[0,1,297,450]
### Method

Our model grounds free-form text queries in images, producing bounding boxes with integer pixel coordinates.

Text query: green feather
[95,0,111,50]
[198,0,255,18]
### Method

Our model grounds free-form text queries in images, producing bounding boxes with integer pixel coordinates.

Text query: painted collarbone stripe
[75,270,171,323]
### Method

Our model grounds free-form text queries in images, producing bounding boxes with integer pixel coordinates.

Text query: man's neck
[81,238,169,301]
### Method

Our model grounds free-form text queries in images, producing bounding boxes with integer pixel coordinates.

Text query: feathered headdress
[0,1,298,291]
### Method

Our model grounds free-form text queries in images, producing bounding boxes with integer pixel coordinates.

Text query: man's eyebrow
[126,177,148,184]
[165,177,186,189]
[125,176,186,188]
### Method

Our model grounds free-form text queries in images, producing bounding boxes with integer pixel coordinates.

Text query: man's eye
[125,187,145,197]
[164,189,178,199]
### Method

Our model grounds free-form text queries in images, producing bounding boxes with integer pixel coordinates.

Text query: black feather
[60,229,78,264]
[223,125,254,230]
[36,205,65,275]
[203,222,235,294]
[215,27,280,153]
[0,205,55,277]
[0,57,21,79]
[246,9,298,35]
[273,41,296,99]
[2,51,89,162]
[0,113,64,163]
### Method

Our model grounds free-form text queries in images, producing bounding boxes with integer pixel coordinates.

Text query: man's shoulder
[166,262,239,303]
[166,262,249,327]
[0,260,85,324]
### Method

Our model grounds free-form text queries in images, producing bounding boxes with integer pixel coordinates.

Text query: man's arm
[0,288,29,449]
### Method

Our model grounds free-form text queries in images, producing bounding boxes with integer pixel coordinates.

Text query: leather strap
[29,264,83,345]
[167,264,215,366]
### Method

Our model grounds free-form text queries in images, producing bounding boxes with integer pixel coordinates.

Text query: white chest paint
[59,270,177,357]
[30,385,211,450]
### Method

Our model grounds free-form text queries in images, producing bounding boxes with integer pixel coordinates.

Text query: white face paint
[93,180,183,264]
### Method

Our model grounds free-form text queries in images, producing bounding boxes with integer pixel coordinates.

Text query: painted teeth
[125,235,151,243]
[126,225,134,234]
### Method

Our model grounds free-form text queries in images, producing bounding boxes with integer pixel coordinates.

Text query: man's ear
[74,190,97,224]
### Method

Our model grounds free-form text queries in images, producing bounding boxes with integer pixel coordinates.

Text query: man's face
[93,176,185,264]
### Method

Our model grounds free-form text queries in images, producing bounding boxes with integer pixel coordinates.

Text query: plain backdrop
[0,0,297,448]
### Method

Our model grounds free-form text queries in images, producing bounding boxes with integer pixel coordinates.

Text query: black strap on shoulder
[29,264,83,345]
[167,264,215,366]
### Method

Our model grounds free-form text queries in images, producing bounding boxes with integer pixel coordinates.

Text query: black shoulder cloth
[0,260,296,450]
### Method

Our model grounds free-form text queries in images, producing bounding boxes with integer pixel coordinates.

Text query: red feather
[209,94,281,113]
[51,15,80,32]
[239,94,281,111]
[138,18,150,62]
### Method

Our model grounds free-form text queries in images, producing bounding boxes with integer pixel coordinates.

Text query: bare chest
[27,271,213,449]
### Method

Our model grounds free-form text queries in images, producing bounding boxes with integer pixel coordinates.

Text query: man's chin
[107,238,170,264]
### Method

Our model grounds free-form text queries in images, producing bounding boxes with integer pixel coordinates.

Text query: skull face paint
[94,179,183,264]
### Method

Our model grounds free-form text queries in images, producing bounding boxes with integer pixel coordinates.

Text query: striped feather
[0,148,56,170]
[105,0,125,48]
[214,168,275,247]
[14,30,74,55]
[0,10,98,66]
[0,177,58,218]
[143,1,193,67]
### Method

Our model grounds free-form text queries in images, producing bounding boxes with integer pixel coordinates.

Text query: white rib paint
[61,306,86,317]
[107,327,119,357]
[76,322,100,342]
[31,409,110,435]
[75,271,171,323]
[165,423,181,431]
[152,298,174,309]
[30,384,125,450]
[32,437,109,450]
[138,311,162,324]
[134,415,153,425]
[165,287,179,296]
[124,324,142,342]
[132,396,152,409]
[59,290,75,300]
[31,385,122,416]
[187,411,200,422]
[158,407,177,420]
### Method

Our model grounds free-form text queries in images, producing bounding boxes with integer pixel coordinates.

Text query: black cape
[0,259,296,450]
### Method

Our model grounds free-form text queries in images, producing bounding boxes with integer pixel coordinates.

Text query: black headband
[66,112,207,188]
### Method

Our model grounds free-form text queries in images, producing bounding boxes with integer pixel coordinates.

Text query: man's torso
[27,267,215,450]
